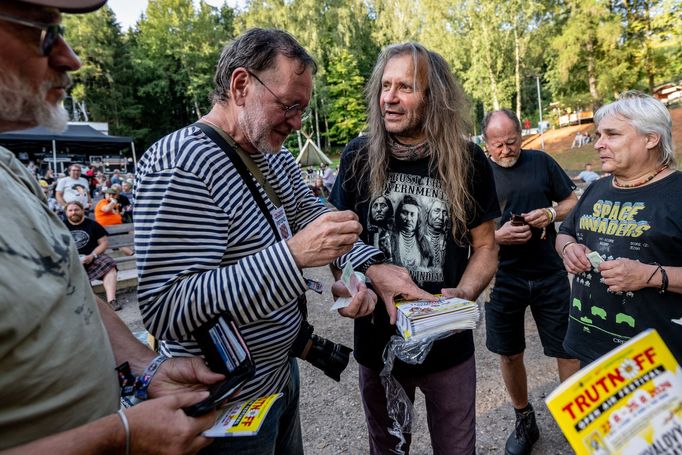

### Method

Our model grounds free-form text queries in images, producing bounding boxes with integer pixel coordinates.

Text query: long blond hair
[356,43,474,242]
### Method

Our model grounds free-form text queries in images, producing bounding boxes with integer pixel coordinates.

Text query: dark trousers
[359,354,476,455]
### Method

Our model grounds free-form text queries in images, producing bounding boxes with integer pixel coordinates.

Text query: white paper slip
[672,317,682,326]
[340,261,359,295]
[330,297,352,311]
[586,251,603,269]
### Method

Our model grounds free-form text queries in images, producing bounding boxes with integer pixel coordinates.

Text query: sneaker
[505,404,540,455]
[108,299,122,311]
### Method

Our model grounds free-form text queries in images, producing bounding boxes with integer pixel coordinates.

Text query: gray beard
[490,155,519,168]
[0,72,69,132]
[237,106,280,155]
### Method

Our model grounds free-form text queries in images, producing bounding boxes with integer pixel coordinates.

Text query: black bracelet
[646,263,660,284]
[659,266,669,294]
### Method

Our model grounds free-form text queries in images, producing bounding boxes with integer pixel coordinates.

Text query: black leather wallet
[183,315,255,417]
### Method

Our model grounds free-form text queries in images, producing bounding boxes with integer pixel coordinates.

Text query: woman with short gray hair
[557,91,682,365]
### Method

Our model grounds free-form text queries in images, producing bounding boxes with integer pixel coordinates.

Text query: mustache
[44,73,72,91]
[381,106,405,117]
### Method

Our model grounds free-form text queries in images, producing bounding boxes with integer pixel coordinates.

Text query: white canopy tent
[295,132,332,167]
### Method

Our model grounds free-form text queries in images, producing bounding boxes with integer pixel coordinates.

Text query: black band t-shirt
[65,217,108,256]
[331,137,500,375]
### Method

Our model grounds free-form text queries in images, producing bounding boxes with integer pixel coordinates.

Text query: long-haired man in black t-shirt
[330,43,499,455]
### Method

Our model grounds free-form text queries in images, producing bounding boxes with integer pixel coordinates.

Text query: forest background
[63,0,682,155]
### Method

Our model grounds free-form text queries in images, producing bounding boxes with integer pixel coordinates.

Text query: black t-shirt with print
[559,172,682,363]
[330,136,500,375]
[65,217,108,255]
[490,149,576,278]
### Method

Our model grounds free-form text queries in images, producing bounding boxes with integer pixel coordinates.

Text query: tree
[547,0,623,108]
[240,0,377,150]
[614,0,680,92]
[126,0,234,146]
[457,0,515,111]
[325,48,367,144]
[64,6,137,132]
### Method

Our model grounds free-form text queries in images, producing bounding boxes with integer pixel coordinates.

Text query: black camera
[290,320,352,382]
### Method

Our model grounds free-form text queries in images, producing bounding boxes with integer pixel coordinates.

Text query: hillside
[523,106,682,172]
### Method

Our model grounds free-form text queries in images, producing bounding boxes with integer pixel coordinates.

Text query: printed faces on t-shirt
[367,172,450,286]
[63,178,89,205]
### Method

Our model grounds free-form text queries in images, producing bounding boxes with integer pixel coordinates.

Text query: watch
[93,253,98,259]
[355,254,385,274]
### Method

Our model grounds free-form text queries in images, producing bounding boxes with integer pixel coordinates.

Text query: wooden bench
[91,223,138,294]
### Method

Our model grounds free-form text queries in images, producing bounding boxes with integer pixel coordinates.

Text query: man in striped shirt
[135,29,409,454]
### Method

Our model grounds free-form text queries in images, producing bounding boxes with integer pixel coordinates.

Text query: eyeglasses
[246,70,310,122]
[0,13,65,57]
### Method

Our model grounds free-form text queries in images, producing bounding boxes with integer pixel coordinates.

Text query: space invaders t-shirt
[559,172,682,363]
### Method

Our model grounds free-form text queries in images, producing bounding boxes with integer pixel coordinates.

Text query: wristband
[117,409,131,455]
[547,207,557,223]
[561,241,577,258]
[133,354,169,400]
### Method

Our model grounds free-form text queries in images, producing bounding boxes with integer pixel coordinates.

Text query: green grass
[547,145,604,173]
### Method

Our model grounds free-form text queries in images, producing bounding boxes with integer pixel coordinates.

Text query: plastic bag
[379,331,459,455]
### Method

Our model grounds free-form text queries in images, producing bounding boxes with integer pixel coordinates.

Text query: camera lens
[290,321,353,382]
[305,334,353,382]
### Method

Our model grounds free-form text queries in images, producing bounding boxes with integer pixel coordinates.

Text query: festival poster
[545,329,682,454]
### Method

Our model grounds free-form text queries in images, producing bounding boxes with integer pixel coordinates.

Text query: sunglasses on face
[0,12,65,56]
[246,69,311,122]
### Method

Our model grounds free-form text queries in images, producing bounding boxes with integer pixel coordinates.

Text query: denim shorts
[485,271,572,358]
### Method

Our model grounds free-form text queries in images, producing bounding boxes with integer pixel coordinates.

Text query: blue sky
[107,0,242,30]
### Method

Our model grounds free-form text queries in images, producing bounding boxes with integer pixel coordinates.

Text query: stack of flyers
[330,261,366,311]
[395,295,479,340]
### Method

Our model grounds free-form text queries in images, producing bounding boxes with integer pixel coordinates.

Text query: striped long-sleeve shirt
[134,125,380,400]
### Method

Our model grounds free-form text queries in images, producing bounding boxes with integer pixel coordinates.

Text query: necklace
[613,166,668,188]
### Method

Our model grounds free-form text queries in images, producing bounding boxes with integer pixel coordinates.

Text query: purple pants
[359,354,476,455]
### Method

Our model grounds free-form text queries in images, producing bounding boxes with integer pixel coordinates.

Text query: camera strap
[193,122,308,317]
[194,122,282,239]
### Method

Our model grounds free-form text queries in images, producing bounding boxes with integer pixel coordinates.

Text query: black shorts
[485,270,572,358]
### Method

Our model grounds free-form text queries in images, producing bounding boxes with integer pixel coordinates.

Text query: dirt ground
[115,266,573,455]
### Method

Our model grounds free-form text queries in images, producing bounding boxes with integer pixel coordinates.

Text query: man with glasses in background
[55,163,91,212]
[0,1,228,454]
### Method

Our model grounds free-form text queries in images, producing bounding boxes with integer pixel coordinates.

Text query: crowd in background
[23,161,135,222]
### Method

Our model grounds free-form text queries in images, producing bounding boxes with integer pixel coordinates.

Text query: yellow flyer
[545,329,682,454]
[204,393,283,437]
